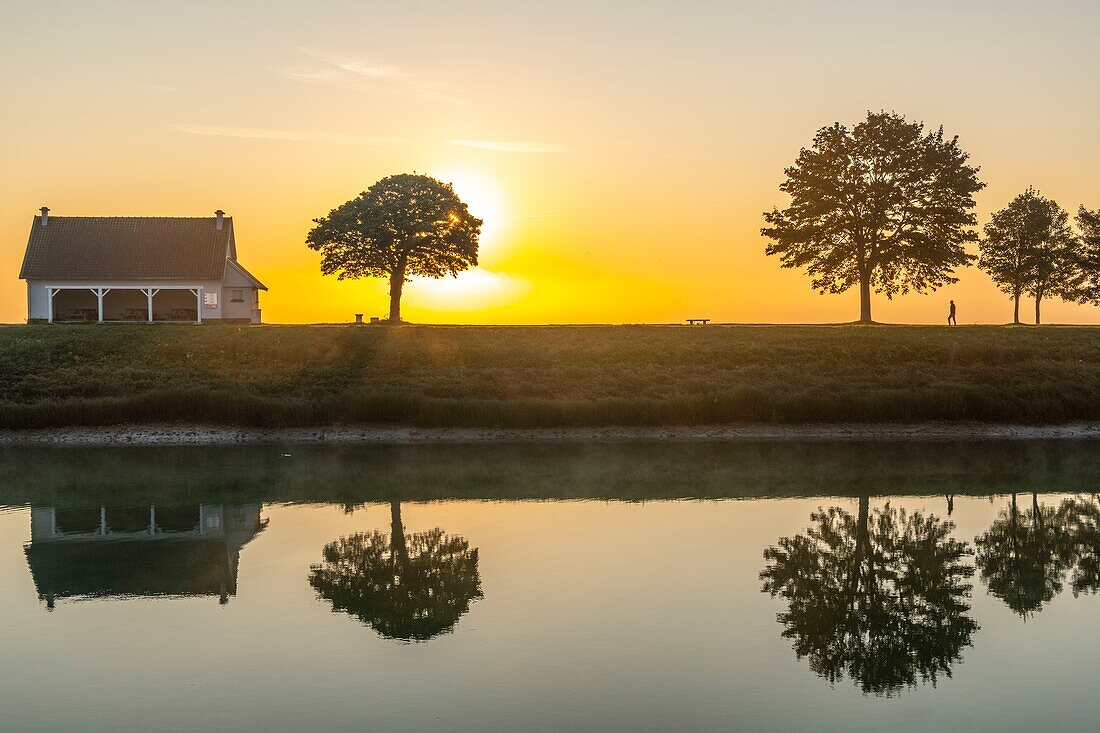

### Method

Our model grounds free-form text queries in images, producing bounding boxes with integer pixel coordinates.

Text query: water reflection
[1064,494,1100,596]
[309,501,483,641]
[761,496,977,696]
[976,493,1100,615]
[24,504,265,608]
[975,492,1071,618]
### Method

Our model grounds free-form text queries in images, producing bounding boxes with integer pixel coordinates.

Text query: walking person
[948,300,957,326]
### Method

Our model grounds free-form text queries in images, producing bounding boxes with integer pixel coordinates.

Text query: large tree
[761,498,976,695]
[762,112,983,324]
[306,174,482,322]
[980,189,1078,325]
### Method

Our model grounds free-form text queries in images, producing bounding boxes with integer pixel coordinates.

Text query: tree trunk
[390,500,408,565]
[388,269,405,322]
[1034,294,1042,326]
[1013,291,1021,325]
[858,275,872,324]
[856,495,872,600]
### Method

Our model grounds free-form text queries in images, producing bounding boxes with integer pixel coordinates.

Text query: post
[47,287,55,323]
[95,288,104,323]
[149,505,156,535]
[196,287,203,324]
[99,506,107,535]
[144,288,153,322]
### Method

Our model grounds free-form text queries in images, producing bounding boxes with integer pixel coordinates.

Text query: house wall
[27,282,49,321]
[219,265,260,322]
[25,279,253,323]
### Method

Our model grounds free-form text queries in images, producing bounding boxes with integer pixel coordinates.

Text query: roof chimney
[40,207,49,226]
[215,209,225,230]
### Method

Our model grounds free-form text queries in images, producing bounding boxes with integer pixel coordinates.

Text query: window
[203,291,218,308]
[231,289,244,302]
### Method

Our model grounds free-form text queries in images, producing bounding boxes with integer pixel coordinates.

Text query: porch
[47,286,205,323]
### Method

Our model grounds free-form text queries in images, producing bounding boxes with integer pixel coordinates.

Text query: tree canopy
[309,501,482,641]
[306,174,482,322]
[761,498,976,695]
[762,111,984,323]
[979,189,1078,324]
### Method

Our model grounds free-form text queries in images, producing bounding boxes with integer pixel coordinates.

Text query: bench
[686,318,710,325]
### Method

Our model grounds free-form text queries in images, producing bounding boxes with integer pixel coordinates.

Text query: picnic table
[686,318,710,325]
[121,308,147,321]
[166,308,197,321]
[61,308,97,322]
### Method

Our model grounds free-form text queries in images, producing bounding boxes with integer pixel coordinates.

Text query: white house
[19,208,267,324]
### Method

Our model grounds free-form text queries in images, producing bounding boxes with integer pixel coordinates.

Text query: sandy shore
[3,423,1100,446]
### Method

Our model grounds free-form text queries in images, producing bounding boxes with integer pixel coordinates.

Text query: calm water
[2,442,1100,732]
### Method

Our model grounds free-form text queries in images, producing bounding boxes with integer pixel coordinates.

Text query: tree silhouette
[974,493,1072,616]
[980,189,1079,324]
[306,174,482,322]
[761,111,983,324]
[309,501,482,641]
[1076,206,1100,306]
[761,497,977,695]
[1060,494,1100,597]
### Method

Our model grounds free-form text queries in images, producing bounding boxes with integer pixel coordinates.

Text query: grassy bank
[2,323,1100,428]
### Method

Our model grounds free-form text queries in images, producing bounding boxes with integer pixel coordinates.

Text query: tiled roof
[20,216,234,281]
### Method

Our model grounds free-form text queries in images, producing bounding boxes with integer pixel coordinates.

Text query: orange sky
[3,1,1099,324]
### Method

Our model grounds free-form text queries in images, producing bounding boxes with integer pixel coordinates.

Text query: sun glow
[436,168,508,261]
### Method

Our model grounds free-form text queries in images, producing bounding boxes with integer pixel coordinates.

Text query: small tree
[307,174,482,322]
[1077,206,1100,305]
[979,189,1078,324]
[762,112,983,324]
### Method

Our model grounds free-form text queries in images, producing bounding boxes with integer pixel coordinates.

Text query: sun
[435,168,507,260]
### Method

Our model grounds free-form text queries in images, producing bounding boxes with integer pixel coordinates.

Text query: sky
[2,0,1099,325]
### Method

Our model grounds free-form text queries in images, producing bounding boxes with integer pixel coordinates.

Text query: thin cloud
[284,47,466,105]
[171,124,408,146]
[450,139,568,154]
[297,49,411,80]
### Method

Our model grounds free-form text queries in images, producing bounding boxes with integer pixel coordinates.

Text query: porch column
[47,287,56,323]
[94,288,111,323]
[142,288,159,322]
[196,287,203,324]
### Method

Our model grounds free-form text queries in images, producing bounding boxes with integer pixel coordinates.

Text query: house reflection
[24,504,266,608]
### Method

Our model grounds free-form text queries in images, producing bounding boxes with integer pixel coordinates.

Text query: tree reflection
[761,497,977,696]
[1058,494,1100,597]
[309,501,482,641]
[974,492,1072,617]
